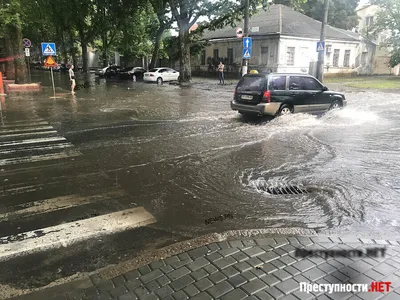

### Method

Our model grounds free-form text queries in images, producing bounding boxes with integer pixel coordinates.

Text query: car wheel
[177,75,181,81]
[157,77,163,84]
[329,100,342,110]
[278,104,293,116]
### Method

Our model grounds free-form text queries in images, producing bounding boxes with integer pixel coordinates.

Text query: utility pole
[242,0,249,76]
[316,0,329,82]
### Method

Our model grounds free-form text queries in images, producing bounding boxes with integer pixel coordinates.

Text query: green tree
[277,0,360,30]
[115,3,155,66]
[149,0,173,69]
[0,0,28,83]
[169,0,265,83]
[370,0,400,67]
[272,0,306,11]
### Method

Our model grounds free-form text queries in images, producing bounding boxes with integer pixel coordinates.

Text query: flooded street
[1,70,400,292]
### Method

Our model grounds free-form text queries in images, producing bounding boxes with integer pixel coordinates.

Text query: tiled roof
[203,4,362,42]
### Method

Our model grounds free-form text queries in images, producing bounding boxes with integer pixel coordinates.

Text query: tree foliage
[168,0,266,83]
[370,0,400,67]
[276,0,360,30]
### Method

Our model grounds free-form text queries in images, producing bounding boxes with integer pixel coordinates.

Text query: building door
[213,49,219,60]
[261,47,269,65]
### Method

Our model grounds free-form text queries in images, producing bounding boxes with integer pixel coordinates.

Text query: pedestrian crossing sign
[316,41,325,52]
[242,48,252,59]
[41,42,56,56]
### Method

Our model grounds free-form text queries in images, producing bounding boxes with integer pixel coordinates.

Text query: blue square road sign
[316,41,325,52]
[242,48,252,59]
[41,42,56,56]
[243,37,252,49]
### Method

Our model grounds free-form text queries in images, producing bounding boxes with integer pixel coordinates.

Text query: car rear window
[149,68,158,72]
[237,76,266,92]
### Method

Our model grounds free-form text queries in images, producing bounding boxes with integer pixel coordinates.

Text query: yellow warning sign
[44,56,57,67]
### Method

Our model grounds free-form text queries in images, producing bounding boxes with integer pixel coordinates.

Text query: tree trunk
[178,22,191,83]
[7,24,28,83]
[81,42,88,73]
[4,34,14,80]
[150,27,164,69]
[102,33,108,67]
[69,33,77,67]
[61,33,68,64]
[79,29,88,73]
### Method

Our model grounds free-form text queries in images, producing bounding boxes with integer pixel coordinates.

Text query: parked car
[103,65,122,78]
[119,67,147,80]
[143,68,180,84]
[231,73,347,117]
[95,66,109,77]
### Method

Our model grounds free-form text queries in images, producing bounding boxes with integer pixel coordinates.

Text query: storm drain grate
[258,184,309,195]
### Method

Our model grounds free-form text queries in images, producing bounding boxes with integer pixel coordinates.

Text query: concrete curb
[5,83,41,93]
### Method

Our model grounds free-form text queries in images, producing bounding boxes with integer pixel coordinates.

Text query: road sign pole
[27,56,31,83]
[317,0,329,82]
[242,0,249,76]
[50,67,56,97]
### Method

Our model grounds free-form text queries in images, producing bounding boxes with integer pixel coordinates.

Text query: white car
[95,66,109,77]
[143,68,180,84]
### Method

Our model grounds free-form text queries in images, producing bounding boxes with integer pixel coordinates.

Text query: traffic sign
[243,37,252,49]
[44,56,57,67]
[242,48,252,59]
[316,41,325,52]
[236,27,243,38]
[41,42,56,56]
[25,48,30,57]
[23,38,31,48]
[250,27,259,33]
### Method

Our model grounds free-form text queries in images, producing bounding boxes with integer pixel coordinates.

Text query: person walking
[218,61,225,85]
[69,64,76,94]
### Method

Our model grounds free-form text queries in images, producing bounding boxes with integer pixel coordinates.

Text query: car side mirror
[322,86,328,91]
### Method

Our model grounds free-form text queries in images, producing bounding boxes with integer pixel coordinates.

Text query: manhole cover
[258,184,309,195]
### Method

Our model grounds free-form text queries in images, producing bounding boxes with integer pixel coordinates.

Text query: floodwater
[21,71,400,236]
[1,70,399,291]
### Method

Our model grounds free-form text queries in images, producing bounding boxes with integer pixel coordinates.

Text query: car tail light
[150,74,154,77]
[233,89,236,100]
[262,90,271,103]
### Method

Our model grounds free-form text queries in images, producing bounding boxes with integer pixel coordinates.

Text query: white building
[356,4,400,75]
[199,4,376,76]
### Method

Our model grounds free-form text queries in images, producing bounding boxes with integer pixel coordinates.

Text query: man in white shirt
[218,61,225,85]
[69,65,76,94]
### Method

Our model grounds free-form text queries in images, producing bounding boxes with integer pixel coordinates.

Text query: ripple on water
[232,92,400,233]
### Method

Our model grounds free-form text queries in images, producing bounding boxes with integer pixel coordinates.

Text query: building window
[333,49,340,67]
[201,50,206,65]
[343,50,350,67]
[286,47,295,65]
[361,52,367,65]
[213,49,219,60]
[227,48,233,64]
[365,16,374,26]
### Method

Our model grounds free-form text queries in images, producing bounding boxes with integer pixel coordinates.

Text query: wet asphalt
[1,70,400,293]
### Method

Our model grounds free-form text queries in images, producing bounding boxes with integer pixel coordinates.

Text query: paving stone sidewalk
[23,236,400,300]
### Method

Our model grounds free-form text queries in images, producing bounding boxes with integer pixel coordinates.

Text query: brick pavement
[16,236,400,300]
